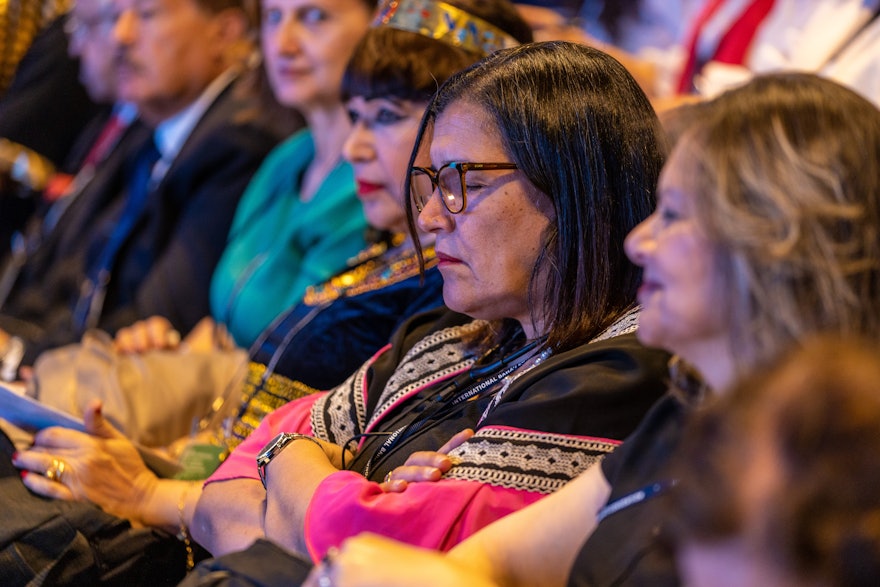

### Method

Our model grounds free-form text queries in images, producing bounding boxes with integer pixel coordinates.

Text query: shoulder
[270,130,315,158]
[485,333,672,442]
[518,333,671,398]
[364,309,477,397]
[370,308,475,373]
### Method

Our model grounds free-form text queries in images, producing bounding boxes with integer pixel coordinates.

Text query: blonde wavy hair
[676,74,880,371]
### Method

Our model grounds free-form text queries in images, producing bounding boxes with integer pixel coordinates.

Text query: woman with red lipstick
[205,0,376,349]
[190,39,669,573]
[1,0,528,577]
[300,73,880,587]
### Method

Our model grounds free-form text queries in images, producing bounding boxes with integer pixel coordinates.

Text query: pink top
[205,317,667,561]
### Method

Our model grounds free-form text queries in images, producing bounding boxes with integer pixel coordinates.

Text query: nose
[274,18,302,56]
[416,186,454,234]
[624,214,655,267]
[342,120,374,165]
[113,9,136,45]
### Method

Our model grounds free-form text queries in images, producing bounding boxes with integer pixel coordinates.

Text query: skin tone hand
[12,399,160,525]
[379,428,474,493]
[114,315,235,354]
[12,399,203,533]
[113,315,181,353]
[303,533,499,587]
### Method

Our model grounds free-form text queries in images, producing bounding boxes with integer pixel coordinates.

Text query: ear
[219,7,250,40]
[212,7,255,66]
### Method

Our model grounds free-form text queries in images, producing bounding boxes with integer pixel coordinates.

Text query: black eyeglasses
[410,162,518,214]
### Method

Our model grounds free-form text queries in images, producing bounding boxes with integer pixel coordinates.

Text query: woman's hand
[11,400,159,525]
[379,429,474,493]
[304,533,498,587]
[113,315,181,353]
[114,316,236,354]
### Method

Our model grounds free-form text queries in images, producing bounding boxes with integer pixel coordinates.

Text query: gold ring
[45,459,66,484]
[384,471,393,483]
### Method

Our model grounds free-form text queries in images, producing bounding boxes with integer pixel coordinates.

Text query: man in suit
[0,0,292,367]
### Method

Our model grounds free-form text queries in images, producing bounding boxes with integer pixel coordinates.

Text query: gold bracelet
[177,485,195,571]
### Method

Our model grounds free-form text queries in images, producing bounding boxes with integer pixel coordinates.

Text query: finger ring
[384,471,393,483]
[316,566,333,587]
[317,546,339,587]
[45,459,66,484]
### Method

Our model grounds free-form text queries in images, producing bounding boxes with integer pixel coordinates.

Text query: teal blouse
[209,130,367,347]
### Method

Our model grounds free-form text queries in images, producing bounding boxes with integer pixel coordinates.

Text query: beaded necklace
[302,234,436,305]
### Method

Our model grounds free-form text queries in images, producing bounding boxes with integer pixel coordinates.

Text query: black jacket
[0,76,290,363]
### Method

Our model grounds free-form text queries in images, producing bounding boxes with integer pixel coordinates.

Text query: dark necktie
[72,135,162,334]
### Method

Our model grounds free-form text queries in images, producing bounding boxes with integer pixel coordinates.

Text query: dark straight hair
[406,41,665,351]
[341,0,532,104]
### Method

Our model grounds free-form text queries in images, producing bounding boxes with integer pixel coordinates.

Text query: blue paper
[0,383,87,432]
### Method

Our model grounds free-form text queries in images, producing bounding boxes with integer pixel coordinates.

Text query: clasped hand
[378,429,473,492]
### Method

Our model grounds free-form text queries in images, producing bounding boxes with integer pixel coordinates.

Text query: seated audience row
[285,67,880,587]
[0,0,293,367]
[2,9,879,587]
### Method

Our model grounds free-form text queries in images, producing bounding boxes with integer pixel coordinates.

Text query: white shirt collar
[152,68,238,174]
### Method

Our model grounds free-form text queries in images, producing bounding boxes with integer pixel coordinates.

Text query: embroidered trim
[373,0,519,56]
[311,320,487,443]
[367,320,486,429]
[593,306,640,342]
[226,362,320,451]
[312,361,370,444]
[302,241,436,306]
[444,427,618,494]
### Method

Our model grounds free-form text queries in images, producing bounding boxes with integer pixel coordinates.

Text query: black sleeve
[485,334,671,442]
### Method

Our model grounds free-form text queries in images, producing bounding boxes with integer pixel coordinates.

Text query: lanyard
[361,339,543,478]
[596,479,678,523]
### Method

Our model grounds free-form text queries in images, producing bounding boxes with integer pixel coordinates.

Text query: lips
[637,279,661,303]
[276,65,310,78]
[436,251,464,267]
[356,180,383,196]
[115,57,136,74]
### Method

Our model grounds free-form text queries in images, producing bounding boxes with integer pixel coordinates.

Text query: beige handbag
[32,330,247,448]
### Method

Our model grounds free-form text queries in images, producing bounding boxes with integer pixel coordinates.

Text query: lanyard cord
[360,338,544,479]
[206,298,328,438]
[596,479,678,523]
[225,301,330,433]
[212,238,400,435]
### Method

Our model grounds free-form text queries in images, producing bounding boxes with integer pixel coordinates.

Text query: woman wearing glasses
[193,40,669,563]
[299,73,880,587]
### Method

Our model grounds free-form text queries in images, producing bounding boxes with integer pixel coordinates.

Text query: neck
[305,103,350,167]
[517,319,546,343]
[678,338,737,393]
[300,103,351,202]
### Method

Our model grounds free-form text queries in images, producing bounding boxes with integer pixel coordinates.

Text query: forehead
[115,0,203,13]
[657,140,699,207]
[347,95,409,111]
[430,100,505,165]
[262,0,354,12]
[75,0,114,14]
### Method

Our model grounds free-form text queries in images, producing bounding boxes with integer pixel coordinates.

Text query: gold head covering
[373,0,519,56]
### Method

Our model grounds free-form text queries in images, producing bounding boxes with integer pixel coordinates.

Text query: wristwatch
[256,432,322,489]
